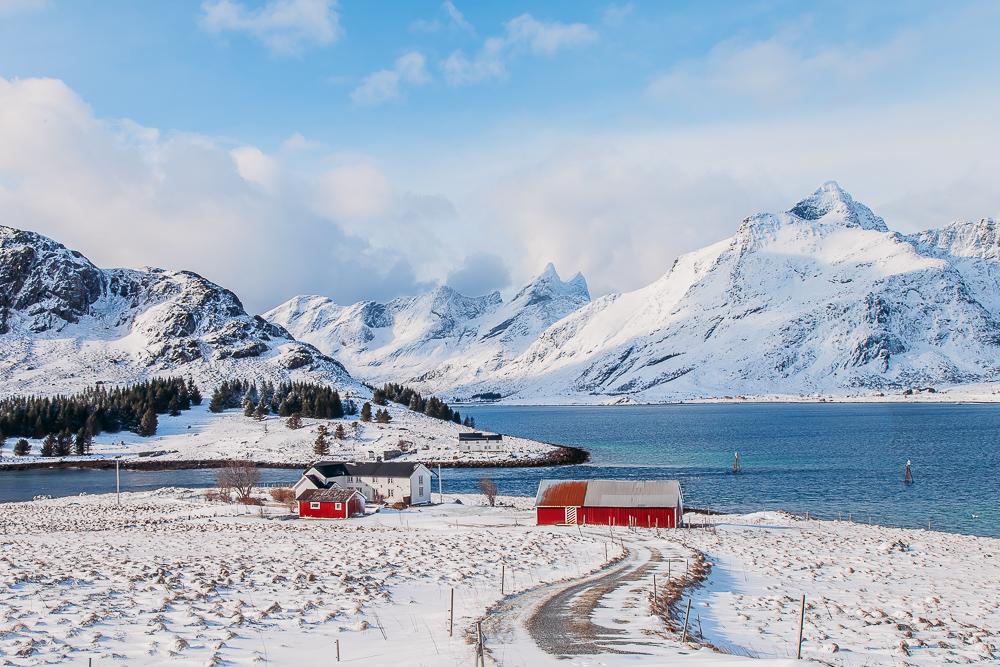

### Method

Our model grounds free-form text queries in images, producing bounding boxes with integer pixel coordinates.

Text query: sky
[0,0,998,312]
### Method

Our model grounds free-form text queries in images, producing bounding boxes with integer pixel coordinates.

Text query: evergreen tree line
[372,383,474,427]
[209,379,357,420]
[0,377,201,455]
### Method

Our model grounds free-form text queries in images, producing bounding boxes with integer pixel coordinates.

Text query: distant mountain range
[0,226,356,396]
[270,182,1000,402]
[3,182,999,402]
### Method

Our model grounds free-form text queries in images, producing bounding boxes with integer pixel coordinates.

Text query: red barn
[535,479,683,528]
[298,488,365,520]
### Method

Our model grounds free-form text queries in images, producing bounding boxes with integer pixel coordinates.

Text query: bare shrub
[270,488,297,511]
[478,476,498,507]
[217,460,260,503]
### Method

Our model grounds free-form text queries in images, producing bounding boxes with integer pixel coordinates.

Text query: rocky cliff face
[0,226,356,395]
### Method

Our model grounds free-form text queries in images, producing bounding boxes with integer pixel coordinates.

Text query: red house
[298,488,366,520]
[535,479,683,528]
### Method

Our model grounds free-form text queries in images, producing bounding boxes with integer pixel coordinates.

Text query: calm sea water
[1,404,998,537]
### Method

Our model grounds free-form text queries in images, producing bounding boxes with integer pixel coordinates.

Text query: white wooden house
[294,461,434,506]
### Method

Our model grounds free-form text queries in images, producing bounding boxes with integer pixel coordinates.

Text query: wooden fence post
[449,587,454,637]
[797,594,806,659]
[476,620,485,666]
[335,639,340,662]
[652,573,658,613]
[681,598,692,642]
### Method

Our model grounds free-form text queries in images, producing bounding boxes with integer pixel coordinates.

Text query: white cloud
[444,13,597,85]
[446,252,511,296]
[411,0,474,34]
[199,0,340,56]
[351,51,429,107]
[647,30,915,108]
[0,76,453,311]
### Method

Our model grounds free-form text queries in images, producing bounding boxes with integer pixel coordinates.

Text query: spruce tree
[168,396,180,417]
[190,383,203,406]
[139,408,158,437]
[360,402,372,422]
[285,412,303,430]
[14,439,30,456]
[313,425,330,456]
[41,434,57,457]
[56,429,73,456]
[334,423,346,440]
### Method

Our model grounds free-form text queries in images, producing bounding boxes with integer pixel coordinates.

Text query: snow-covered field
[1,491,996,666]
[0,490,607,666]
[681,512,1000,665]
[0,402,558,467]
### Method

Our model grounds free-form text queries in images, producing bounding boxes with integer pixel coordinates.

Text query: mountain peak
[788,182,888,232]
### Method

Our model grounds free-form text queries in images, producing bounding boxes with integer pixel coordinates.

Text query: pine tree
[14,439,30,456]
[0,430,5,451]
[56,429,73,456]
[334,423,346,440]
[74,427,92,455]
[372,389,387,406]
[253,400,268,421]
[208,392,225,413]
[285,412,303,430]
[376,408,392,424]
[138,408,158,437]
[313,425,330,456]
[41,433,57,457]
[190,383,203,406]
[360,402,373,422]
[168,396,180,417]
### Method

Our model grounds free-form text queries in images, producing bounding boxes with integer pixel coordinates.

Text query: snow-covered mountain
[265,264,590,391]
[0,226,358,396]
[443,182,1000,402]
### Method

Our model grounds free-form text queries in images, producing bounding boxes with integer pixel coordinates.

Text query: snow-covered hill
[443,182,1000,402]
[265,263,590,391]
[0,226,358,396]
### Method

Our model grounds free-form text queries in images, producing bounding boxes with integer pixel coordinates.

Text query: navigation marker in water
[904,459,913,484]
[732,451,742,474]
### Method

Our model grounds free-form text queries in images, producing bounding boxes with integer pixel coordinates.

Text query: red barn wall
[536,506,677,528]
[299,500,350,519]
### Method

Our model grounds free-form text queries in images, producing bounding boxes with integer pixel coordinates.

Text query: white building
[293,461,434,506]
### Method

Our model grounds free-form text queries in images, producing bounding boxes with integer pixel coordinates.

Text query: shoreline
[0,443,590,472]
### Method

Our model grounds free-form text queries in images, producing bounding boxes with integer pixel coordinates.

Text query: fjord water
[1,403,997,538]
[451,403,1000,538]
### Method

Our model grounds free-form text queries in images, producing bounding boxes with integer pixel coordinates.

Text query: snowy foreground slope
[0,401,557,466]
[0,226,357,397]
[0,489,995,666]
[265,263,590,392]
[443,183,1000,403]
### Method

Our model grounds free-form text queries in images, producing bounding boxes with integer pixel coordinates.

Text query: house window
[310,502,321,509]
[335,502,342,510]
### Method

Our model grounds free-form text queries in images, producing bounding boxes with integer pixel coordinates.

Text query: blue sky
[0,1,998,310]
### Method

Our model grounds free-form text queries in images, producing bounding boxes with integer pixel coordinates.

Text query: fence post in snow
[335,639,340,662]
[652,573,658,613]
[681,598,692,642]
[501,564,505,596]
[797,594,806,659]
[476,621,485,667]
[449,588,454,637]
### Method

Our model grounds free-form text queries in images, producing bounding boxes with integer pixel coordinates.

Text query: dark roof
[535,479,682,508]
[346,462,429,478]
[299,488,361,503]
[309,461,431,479]
[310,462,351,478]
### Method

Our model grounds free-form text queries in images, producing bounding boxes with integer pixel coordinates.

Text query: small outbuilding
[534,479,683,528]
[298,488,366,520]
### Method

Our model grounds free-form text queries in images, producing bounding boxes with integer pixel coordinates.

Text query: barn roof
[535,480,588,507]
[298,488,361,503]
[535,479,682,508]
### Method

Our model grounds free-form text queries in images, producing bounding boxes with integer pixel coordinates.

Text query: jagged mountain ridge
[439,182,1000,401]
[265,263,591,390]
[0,225,358,396]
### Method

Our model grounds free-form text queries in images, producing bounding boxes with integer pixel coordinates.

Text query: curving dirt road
[481,537,693,664]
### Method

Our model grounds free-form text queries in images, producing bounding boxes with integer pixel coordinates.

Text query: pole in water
[904,459,913,484]
[116,458,121,506]
[438,463,443,503]
[732,451,741,474]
